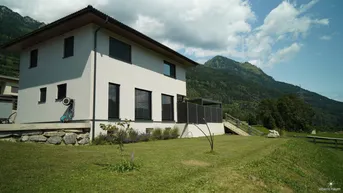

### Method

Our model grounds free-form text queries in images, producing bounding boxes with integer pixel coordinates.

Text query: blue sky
[1,0,342,102]
[252,0,343,102]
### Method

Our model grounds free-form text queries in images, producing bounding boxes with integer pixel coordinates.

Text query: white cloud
[0,0,329,68]
[320,35,331,40]
[267,43,302,67]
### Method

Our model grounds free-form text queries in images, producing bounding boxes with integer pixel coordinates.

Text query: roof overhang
[187,98,222,106]
[0,6,198,67]
[0,75,19,82]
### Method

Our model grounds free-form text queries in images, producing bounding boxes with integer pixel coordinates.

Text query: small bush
[128,128,139,143]
[151,128,163,140]
[137,133,150,142]
[279,129,285,137]
[162,128,171,140]
[92,133,115,145]
[146,128,153,134]
[106,159,140,173]
[170,126,180,139]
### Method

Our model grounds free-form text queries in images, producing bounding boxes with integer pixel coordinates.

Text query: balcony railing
[177,102,222,124]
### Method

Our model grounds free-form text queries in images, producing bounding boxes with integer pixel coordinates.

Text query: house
[1,6,224,139]
[0,75,18,121]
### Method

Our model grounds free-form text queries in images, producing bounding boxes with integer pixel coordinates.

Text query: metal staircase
[224,113,264,136]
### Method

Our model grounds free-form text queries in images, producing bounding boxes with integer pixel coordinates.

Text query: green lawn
[252,125,270,135]
[285,131,343,138]
[1,135,343,192]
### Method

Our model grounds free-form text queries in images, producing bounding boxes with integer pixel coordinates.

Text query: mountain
[187,56,343,130]
[0,5,44,77]
[0,6,341,130]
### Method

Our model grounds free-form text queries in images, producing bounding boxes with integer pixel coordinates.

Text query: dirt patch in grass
[181,160,211,167]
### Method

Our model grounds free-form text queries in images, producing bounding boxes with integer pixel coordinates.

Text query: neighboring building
[0,75,18,120]
[1,6,224,138]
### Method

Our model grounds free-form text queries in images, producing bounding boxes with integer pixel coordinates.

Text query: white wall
[94,29,187,123]
[178,123,225,138]
[17,25,94,123]
[93,121,224,138]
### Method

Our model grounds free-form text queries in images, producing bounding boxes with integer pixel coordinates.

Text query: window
[162,94,174,121]
[135,88,152,120]
[12,99,17,110]
[108,83,120,119]
[177,94,186,103]
[30,49,38,68]
[57,84,67,100]
[39,87,47,103]
[11,86,18,94]
[64,36,74,58]
[109,37,131,63]
[164,61,176,78]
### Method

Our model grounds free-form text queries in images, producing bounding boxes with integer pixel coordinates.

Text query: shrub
[128,128,139,143]
[106,152,140,173]
[151,128,163,140]
[99,119,132,151]
[107,159,140,173]
[163,128,171,140]
[92,133,115,145]
[170,126,180,139]
[137,133,150,142]
[279,129,285,137]
[146,128,153,134]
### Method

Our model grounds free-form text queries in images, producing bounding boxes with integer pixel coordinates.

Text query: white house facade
[1,6,224,139]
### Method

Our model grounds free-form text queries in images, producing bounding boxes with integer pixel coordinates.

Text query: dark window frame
[108,83,120,119]
[56,83,67,101]
[135,88,152,120]
[163,61,176,78]
[109,37,132,64]
[162,94,174,121]
[30,49,38,68]
[63,36,74,58]
[39,87,47,104]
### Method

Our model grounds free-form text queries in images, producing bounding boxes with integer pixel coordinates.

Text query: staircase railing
[225,113,264,136]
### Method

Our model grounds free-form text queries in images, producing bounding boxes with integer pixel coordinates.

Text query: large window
[164,61,176,78]
[39,87,47,103]
[162,94,174,121]
[57,83,67,100]
[108,83,120,119]
[30,49,38,68]
[64,36,74,58]
[109,37,131,63]
[135,88,152,120]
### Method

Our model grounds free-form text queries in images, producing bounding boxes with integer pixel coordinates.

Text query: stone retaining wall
[0,129,90,145]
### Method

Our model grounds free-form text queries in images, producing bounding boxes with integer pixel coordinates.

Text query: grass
[285,131,343,138]
[0,135,342,192]
[252,125,343,139]
[252,125,270,135]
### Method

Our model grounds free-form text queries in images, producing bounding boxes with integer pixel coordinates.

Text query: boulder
[64,129,84,133]
[63,133,77,144]
[43,131,65,137]
[29,135,47,142]
[22,131,43,136]
[12,132,22,137]
[78,137,90,145]
[0,137,17,142]
[20,135,29,142]
[0,132,12,138]
[47,136,62,145]
[267,130,280,138]
[77,133,90,140]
